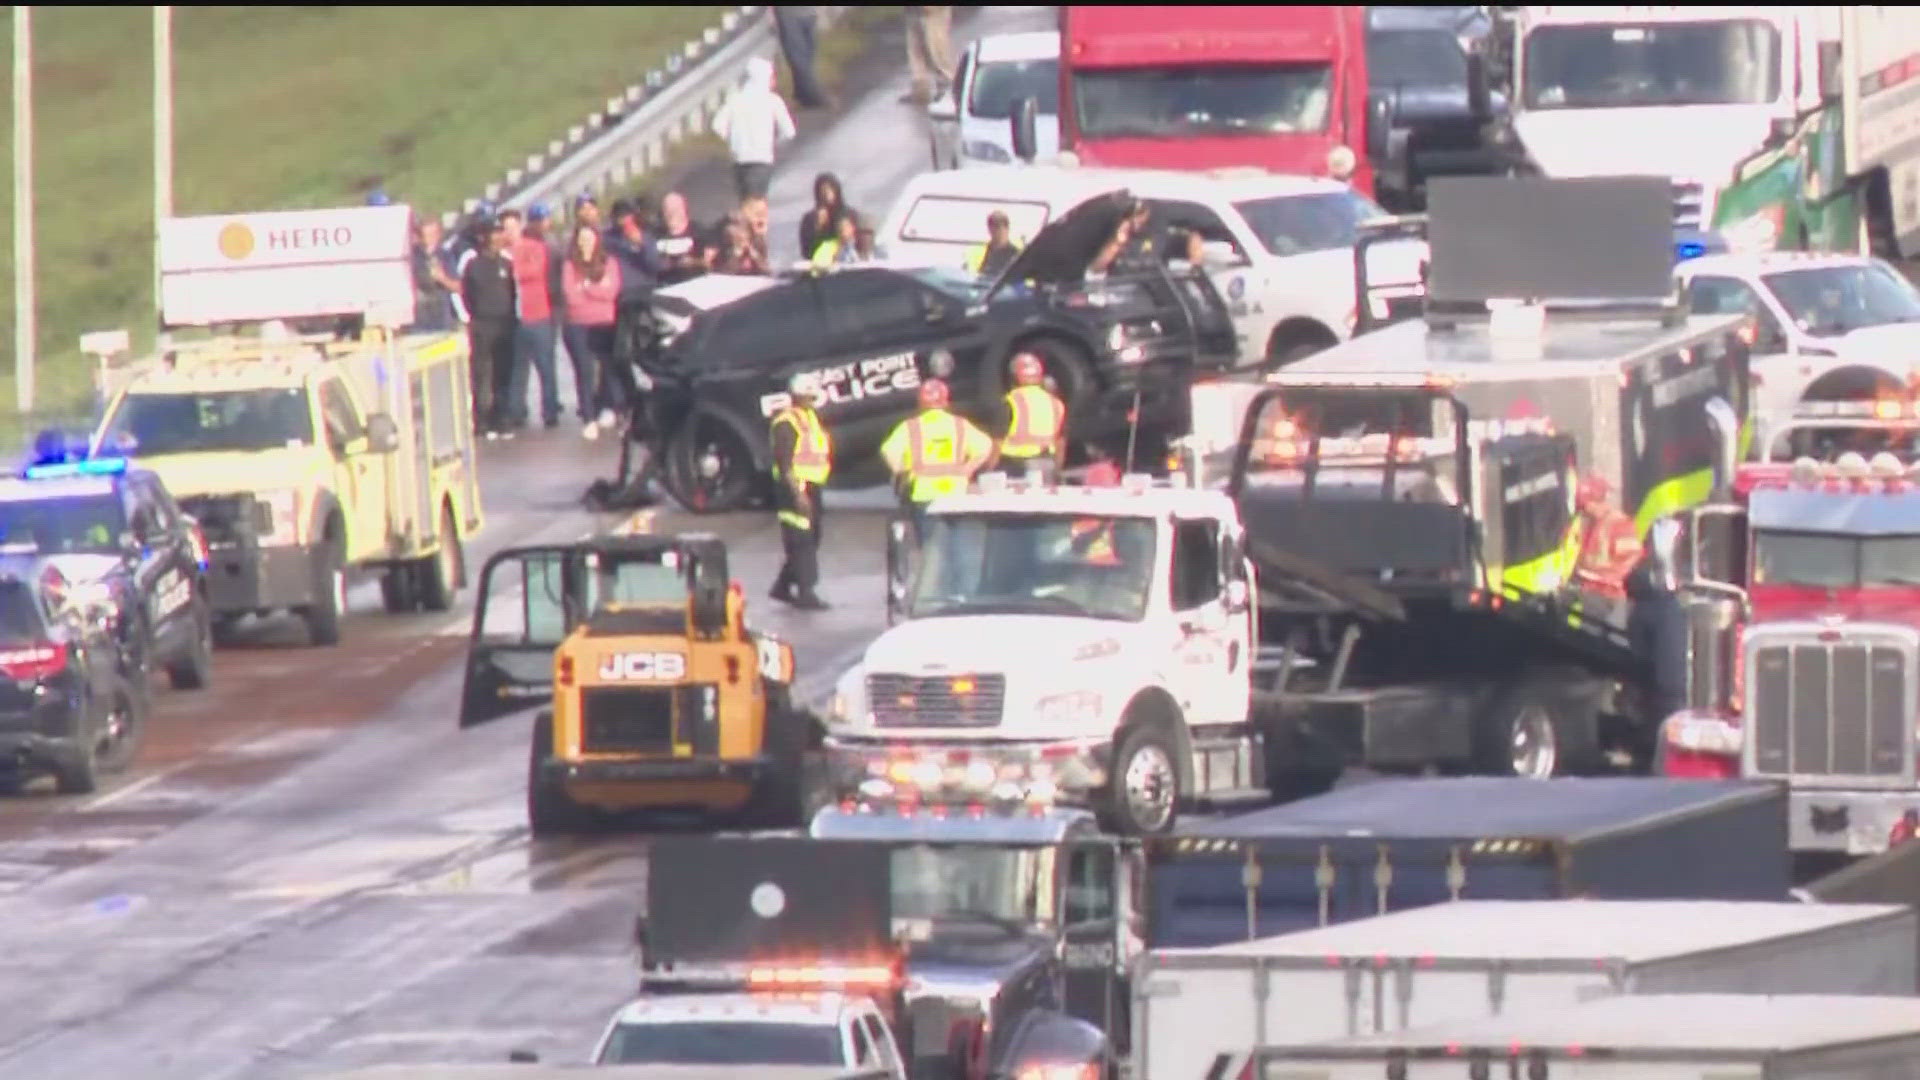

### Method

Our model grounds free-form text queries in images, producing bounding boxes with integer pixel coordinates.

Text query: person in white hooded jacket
[711,55,796,202]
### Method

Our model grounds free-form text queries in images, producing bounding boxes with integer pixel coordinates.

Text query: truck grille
[178,494,267,546]
[1748,637,1913,782]
[579,686,678,754]
[1673,179,1706,230]
[867,674,1005,728]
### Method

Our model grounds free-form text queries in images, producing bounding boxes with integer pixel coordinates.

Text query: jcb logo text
[598,652,688,681]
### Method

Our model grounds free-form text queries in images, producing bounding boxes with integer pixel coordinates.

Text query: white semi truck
[1244,994,1920,1079]
[1133,898,1917,1080]
[1496,6,1920,259]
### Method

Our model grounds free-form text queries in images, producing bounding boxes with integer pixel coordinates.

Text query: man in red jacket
[501,206,562,431]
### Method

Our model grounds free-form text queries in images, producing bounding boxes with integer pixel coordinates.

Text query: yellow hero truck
[89,205,483,645]
[457,532,816,834]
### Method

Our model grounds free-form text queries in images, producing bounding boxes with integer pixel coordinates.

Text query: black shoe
[769,582,794,604]
[792,593,830,611]
[544,416,561,430]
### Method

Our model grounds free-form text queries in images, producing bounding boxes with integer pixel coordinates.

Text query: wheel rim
[1122,743,1177,832]
[681,418,753,509]
[98,697,132,762]
[1510,706,1558,780]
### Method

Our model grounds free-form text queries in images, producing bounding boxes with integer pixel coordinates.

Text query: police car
[0,455,213,691]
[628,189,1239,513]
[0,542,147,794]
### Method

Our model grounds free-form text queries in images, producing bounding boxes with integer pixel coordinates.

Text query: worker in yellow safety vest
[880,378,995,536]
[996,351,1066,481]
[768,372,834,610]
[963,209,1024,278]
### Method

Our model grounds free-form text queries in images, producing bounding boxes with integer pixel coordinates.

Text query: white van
[873,164,1426,368]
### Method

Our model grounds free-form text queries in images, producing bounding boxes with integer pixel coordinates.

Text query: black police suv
[0,558,147,793]
[0,457,213,691]
[620,188,1240,512]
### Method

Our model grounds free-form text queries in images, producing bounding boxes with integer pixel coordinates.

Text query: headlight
[962,139,1013,164]
[1326,144,1357,180]
[1038,691,1104,726]
[1663,712,1744,757]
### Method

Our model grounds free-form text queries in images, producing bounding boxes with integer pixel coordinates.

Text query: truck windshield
[0,497,127,555]
[598,1021,843,1066]
[1366,28,1470,87]
[1763,264,1920,339]
[909,512,1157,622]
[970,57,1060,119]
[1072,63,1333,138]
[1754,532,1920,589]
[99,389,315,456]
[1233,191,1385,257]
[891,843,1053,928]
[1521,20,1781,110]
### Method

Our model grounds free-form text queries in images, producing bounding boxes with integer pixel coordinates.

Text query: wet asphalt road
[0,10,1054,1075]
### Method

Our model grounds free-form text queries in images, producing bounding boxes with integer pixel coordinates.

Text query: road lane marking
[79,765,190,811]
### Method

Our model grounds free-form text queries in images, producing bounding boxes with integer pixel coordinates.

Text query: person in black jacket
[460,217,517,437]
[1625,552,1688,768]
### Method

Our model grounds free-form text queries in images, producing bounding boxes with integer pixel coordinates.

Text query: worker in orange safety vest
[1570,473,1642,619]
[996,351,1066,482]
[880,379,995,537]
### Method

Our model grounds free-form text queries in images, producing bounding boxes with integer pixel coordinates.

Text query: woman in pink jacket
[562,222,626,440]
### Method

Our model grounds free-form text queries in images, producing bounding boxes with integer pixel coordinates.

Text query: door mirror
[365,412,401,453]
[1199,240,1243,269]
[1366,93,1395,162]
[1752,319,1788,356]
[1466,54,1492,120]
[885,517,913,625]
[1010,96,1039,163]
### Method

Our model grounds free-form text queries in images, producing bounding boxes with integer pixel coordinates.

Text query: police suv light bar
[23,457,129,481]
[639,959,902,994]
[1793,399,1920,420]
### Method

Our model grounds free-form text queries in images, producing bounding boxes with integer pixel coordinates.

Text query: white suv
[594,991,906,1079]
[927,31,1060,169]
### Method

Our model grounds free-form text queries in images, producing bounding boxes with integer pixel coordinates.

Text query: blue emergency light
[24,457,129,480]
[1673,229,1729,264]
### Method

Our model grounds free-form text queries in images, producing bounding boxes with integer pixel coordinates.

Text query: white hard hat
[789,372,821,398]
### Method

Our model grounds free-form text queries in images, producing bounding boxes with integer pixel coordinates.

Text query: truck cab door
[1059,840,1127,1050]
[1168,517,1240,724]
[458,545,581,728]
[317,376,389,563]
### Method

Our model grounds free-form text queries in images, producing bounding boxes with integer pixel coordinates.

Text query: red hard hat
[919,379,950,409]
[1577,474,1610,506]
[1010,352,1044,385]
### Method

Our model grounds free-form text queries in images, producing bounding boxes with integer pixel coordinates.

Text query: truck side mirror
[1818,41,1843,104]
[1466,54,1492,121]
[365,412,401,453]
[1224,579,1250,614]
[1010,96,1039,164]
[1366,93,1395,163]
[886,517,913,625]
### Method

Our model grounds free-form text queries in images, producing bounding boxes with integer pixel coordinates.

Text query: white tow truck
[824,474,1264,837]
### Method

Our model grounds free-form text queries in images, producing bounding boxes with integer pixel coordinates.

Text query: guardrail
[438,5,846,233]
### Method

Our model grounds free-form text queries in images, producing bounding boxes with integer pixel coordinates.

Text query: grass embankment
[0,4,728,437]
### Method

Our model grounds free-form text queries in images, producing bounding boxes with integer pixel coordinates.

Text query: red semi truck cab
[1057,5,1374,196]
[1662,416,1920,856]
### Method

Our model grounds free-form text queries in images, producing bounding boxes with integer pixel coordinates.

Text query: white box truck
[1246,994,1920,1080]
[1134,899,1917,1080]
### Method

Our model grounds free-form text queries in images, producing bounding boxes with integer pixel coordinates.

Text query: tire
[164,603,213,690]
[527,711,602,836]
[379,569,416,614]
[300,536,346,648]
[94,680,144,774]
[1471,679,1598,779]
[53,701,100,796]
[416,503,463,613]
[661,405,764,514]
[1098,723,1183,836]
[744,698,813,828]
